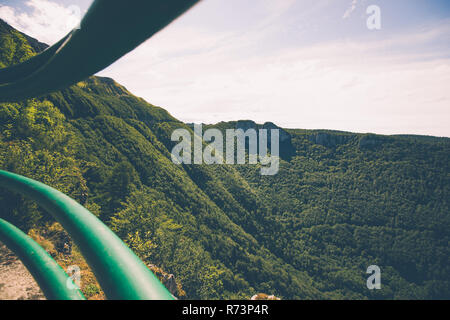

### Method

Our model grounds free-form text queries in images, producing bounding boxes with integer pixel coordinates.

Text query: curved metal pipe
[0,170,173,300]
[0,0,200,102]
[0,218,85,300]
[0,33,71,85]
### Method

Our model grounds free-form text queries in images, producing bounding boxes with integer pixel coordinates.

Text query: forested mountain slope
[0,19,448,299]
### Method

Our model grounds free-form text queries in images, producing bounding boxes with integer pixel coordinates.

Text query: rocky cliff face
[234,120,295,159]
[306,131,389,150]
[358,134,388,149]
[307,132,355,148]
[147,264,185,299]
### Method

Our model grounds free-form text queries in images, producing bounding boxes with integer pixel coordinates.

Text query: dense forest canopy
[0,19,449,299]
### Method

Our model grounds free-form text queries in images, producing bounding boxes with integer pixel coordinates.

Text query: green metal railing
[0,170,173,300]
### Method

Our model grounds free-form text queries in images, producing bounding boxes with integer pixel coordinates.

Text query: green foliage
[0,20,34,67]
[0,19,448,300]
[83,283,101,298]
[232,130,450,299]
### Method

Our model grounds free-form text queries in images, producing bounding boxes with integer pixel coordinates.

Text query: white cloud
[100,21,450,137]
[0,0,81,44]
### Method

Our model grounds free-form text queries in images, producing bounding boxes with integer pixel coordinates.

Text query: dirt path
[0,242,45,300]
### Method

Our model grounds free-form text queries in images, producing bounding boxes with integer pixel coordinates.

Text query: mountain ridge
[0,19,449,299]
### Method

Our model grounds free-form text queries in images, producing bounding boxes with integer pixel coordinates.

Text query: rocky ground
[0,242,45,300]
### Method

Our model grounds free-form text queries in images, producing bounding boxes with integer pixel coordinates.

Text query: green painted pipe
[0,32,71,84]
[0,0,200,102]
[0,170,174,300]
[0,218,85,300]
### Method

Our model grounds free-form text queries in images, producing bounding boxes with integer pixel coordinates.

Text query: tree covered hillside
[0,19,449,299]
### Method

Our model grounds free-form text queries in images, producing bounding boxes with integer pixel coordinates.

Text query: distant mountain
[0,19,449,299]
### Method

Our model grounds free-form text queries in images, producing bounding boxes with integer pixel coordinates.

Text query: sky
[0,0,449,137]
